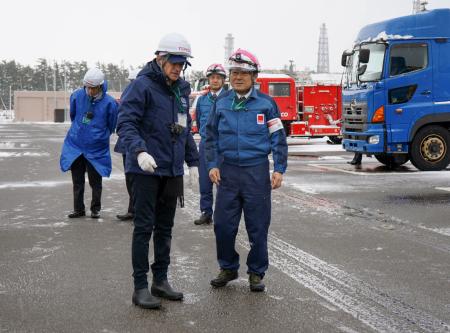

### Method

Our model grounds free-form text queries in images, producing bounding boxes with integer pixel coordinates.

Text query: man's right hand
[137,152,158,173]
[209,168,221,185]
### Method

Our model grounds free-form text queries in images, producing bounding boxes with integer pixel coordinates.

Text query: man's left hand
[271,172,283,189]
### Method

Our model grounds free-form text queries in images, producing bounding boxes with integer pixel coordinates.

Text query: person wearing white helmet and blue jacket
[114,68,141,221]
[193,64,227,226]
[206,49,288,292]
[60,68,118,219]
[116,33,199,309]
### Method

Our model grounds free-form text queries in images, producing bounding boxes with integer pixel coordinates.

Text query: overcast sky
[2,0,449,73]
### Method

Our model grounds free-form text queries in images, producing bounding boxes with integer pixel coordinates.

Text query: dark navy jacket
[60,82,118,177]
[113,83,132,155]
[116,60,199,176]
[205,88,288,173]
[196,89,226,140]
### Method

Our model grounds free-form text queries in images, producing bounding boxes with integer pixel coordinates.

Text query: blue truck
[341,9,450,170]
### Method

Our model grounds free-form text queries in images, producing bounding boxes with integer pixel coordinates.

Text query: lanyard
[231,96,247,111]
[170,86,185,114]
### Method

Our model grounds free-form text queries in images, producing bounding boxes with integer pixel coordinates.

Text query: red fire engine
[256,73,342,142]
[190,73,342,143]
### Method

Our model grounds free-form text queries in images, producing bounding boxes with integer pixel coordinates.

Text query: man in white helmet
[60,68,118,219]
[117,33,199,309]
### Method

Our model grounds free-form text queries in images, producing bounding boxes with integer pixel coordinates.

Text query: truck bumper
[342,127,385,153]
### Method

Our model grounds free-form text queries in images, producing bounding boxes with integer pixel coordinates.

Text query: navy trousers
[131,174,177,290]
[214,160,271,277]
[198,140,214,216]
[70,154,102,213]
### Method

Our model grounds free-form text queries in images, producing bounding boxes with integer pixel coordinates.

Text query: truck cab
[342,9,450,170]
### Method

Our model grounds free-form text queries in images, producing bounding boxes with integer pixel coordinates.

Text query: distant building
[14,91,121,122]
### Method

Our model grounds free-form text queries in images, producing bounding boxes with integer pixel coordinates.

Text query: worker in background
[60,68,118,219]
[205,49,288,292]
[194,64,227,226]
[117,33,199,310]
[115,68,141,221]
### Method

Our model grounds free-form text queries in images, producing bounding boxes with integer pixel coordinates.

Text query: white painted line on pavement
[308,164,445,176]
[237,232,449,333]
[435,187,450,192]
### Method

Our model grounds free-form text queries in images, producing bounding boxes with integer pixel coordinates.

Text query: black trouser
[132,174,177,290]
[70,155,102,213]
[122,154,134,214]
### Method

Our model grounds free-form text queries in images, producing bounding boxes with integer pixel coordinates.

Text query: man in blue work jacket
[206,49,288,292]
[117,33,199,309]
[194,64,227,226]
[60,68,118,219]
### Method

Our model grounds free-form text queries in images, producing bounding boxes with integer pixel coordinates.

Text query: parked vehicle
[341,9,450,170]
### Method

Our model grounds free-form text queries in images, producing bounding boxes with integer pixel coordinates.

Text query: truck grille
[342,101,367,132]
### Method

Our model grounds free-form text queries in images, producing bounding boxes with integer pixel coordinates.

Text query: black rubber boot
[116,212,134,221]
[132,288,161,309]
[194,213,212,225]
[210,269,238,288]
[249,273,265,292]
[151,280,183,301]
[68,211,85,218]
[90,211,100,219]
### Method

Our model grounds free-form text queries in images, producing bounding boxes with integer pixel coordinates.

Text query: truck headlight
[368,135,380,144]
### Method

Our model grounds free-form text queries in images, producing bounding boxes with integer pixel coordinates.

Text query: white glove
[189,166,199,186]
[137,152,157,173]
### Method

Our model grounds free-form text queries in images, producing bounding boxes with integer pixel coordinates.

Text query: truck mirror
[359,49,370,64]
[357,64,367,76]
[341,53,348,67]
[341,50,353,67]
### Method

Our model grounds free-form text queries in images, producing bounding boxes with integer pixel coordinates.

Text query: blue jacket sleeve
[267,100,288,174]
[185,111,199,167]
[106,99,118,134]
[116,80,149,157]
[196,96,203,132]
[205,103,220,170]
[69,93,76,122]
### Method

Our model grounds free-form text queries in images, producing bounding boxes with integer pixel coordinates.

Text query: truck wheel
[327,136,342,144]
[375,154,409,169]
[410,125,450,171]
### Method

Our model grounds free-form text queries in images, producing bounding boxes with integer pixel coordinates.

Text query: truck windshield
[358,43,386,82]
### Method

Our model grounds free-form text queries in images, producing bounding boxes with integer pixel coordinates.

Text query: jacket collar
[141,59,190,94]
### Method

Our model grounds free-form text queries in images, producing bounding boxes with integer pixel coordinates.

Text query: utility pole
[53,60,57,113]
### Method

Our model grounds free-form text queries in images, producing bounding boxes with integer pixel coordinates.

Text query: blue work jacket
[205,88,288,173]
[60,82,118,177]
[196,89,226,140]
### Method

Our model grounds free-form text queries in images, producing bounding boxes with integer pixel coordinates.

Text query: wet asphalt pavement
[0,123,449,333]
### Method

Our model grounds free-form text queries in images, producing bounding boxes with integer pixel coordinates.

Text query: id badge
[82,115,91,124]
[177,114,187,128]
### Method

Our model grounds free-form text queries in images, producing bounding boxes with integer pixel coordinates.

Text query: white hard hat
[128,68,140,81]
[83,68,105,87]
[156,33,193,58]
